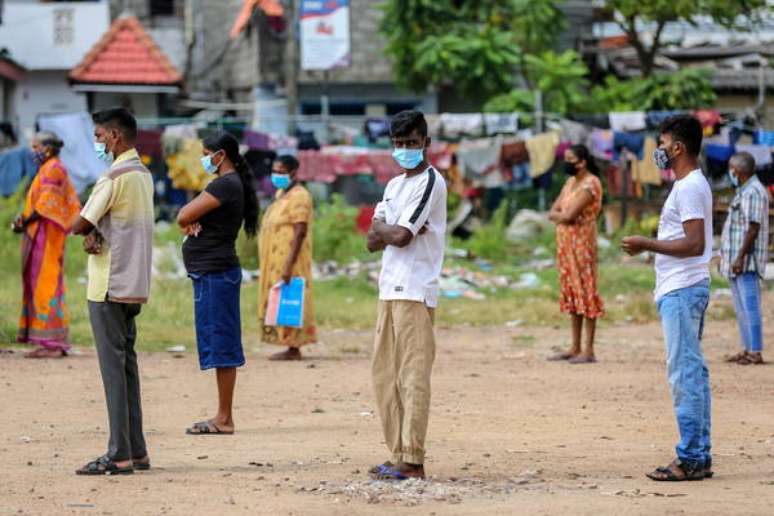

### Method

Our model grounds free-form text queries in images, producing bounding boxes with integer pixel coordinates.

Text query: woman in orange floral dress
[548,144,604,364]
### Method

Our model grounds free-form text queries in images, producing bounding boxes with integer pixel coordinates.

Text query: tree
[483,50,589,115]
[601,0,771,77]
[590,69,717,111]
[379,0,566,99]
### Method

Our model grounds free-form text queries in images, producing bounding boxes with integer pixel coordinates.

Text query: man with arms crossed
[366,110,447,480]
[72,108,154,475]
[622,115,713,481]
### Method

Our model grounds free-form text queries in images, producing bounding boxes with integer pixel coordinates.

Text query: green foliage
[590,69,717,112]
[483,50,589,116]
[380,0,565,98]
[312,194,370,264]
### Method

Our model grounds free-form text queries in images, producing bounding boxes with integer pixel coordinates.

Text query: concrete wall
[91,92,160,119]
[13,71,88,137]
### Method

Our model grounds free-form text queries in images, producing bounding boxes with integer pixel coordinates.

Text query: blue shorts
[190,266,245,370]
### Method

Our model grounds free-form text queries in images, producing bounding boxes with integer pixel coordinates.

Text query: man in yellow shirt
[72,108,154,476]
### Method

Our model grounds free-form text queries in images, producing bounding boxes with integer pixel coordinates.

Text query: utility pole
[285,0,299,135]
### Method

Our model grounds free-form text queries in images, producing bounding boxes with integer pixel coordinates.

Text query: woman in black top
[177,131,258,435]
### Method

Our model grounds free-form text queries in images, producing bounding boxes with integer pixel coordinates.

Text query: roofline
[71,83,180,94]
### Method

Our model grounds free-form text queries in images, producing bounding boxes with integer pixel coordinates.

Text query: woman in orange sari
[13,132,81,358]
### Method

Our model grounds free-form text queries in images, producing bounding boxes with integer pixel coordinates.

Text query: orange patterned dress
[555,174,604,319]
[258,185,317,347]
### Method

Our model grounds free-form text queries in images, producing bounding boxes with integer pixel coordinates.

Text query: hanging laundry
[693,109,721,136]
[484,113,519,135]
[0,146,36,197]
[166,138,213,191]
[425,114,442,137]
[609,111,647,132]
[645,111,681,128]
[604,164,635,197]
[508,163,532,190]
[754,130,774,147]
[526,131,560,178]
[590,129,614,161]
[244,130,271,150]
[559,119,590,145]
[427,143,454,171]
[630,137,661,186]
[613,132,646,160]
[501,139,529,166]
[704,143,735,163]
[37,111,107,193]
[457,137,503,179]
[440,113,484,138]
[268,134,299,155]
[735,144,773,167]
[571,114,610,129]
[364,118,391,142]
[136,129,163,160]
[163,123,199,140]
[555,141,572,159]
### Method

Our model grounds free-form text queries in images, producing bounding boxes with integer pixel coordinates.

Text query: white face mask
[728,169,739,188]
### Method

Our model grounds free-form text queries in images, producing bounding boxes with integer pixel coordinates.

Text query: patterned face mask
[652,147,671,170]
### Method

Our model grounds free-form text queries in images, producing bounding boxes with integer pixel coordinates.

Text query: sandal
[76,456,134,476]
[725,351,748,363]
[368,462,394,478]
[703,458,713,479]
[547,352,577,361]
[186,420,234,435]
[738,353,764,365]
[568,355,597,364]
[374,465,427,481]
[133,456,151,471]
[646,459,704,482]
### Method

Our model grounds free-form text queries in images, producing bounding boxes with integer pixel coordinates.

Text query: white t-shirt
[375,166,447,307]
[654,169,713,301]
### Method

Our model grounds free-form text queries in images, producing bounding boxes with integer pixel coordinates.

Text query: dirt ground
[2,298,774,515]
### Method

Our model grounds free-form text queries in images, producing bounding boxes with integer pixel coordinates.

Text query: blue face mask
[392,147,424,170]
[271,173,291,190]
[32,151,47,166]
[200,154,218,175]
[94,142,113,163]
[728,169,739,188]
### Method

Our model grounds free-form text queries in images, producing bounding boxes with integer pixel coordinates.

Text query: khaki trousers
[372,300,436,465]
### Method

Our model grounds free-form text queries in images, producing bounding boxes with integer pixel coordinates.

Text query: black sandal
[646,459,704,482]
[76,456,134,476]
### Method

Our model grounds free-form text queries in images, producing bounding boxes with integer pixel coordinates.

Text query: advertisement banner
[300,0,351,71]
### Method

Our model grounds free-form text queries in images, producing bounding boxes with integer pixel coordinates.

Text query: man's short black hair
[275,154,299,172]
[92,107,137,141]
[390,110,427,138]
[659,115,703,157]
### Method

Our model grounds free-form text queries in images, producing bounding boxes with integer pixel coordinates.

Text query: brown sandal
[737,353,763,365]
[646,459,704,482]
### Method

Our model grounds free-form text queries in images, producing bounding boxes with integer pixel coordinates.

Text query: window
[53,8,74,46]
[149,0,176,16]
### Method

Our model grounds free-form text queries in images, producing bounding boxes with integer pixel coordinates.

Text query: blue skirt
[190,266,245,370]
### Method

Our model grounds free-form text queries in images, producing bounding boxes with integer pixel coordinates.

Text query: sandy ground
[2,304,774,515]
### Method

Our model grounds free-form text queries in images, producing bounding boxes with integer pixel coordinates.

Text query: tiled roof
[69,16,182,85]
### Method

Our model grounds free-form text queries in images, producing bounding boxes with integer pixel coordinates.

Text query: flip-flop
[368,462,394,478]
[568,355,597,364]
[374,466,411,481]
[547,352,576,361]
[185,420,234,435]
[76,456,134,476]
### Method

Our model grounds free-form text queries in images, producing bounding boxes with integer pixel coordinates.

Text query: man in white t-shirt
[622,115,713,482]
[366,110,447,481]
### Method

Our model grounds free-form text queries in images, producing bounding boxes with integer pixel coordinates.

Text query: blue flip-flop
[374,466,410,481]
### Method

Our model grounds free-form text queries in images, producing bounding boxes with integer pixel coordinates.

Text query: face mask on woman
[271,173,291,190]
[200,155,218,174]
[32,150,48,166]
[563,161,579,176]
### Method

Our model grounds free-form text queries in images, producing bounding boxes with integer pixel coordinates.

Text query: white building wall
[13,71,88,137]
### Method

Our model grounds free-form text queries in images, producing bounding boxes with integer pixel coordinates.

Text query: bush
[313,194,370,264]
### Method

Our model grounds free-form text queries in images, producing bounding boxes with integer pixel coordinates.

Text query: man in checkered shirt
[720,152,770,365]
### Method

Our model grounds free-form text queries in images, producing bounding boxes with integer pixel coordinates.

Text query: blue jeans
[189,267,245,370]
[656,279,711,469]
[730,272,763,353]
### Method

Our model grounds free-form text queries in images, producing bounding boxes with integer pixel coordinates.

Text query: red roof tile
[70,16,182,85]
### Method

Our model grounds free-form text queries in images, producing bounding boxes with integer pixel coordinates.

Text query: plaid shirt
[719,175,770,279]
